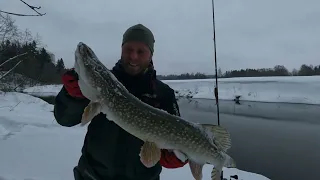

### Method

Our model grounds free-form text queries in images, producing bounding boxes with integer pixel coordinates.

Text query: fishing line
[211,0,220,126]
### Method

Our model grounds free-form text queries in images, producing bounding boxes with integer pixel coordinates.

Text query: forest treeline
[157,64,320,80]
[1,13,319,86]
[0,13,67,85]
[0,40,66,83]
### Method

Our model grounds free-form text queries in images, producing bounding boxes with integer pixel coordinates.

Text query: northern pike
[73,42,236,180]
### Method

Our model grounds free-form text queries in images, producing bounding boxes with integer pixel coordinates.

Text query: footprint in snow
[0,116,59,140]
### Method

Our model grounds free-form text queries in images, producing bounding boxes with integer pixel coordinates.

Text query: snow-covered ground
[0,91,270,180]
[23,76,320,105]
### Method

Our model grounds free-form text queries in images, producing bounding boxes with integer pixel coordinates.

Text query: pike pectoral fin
[189,160,204,180]
[139,141,161,168]
[80,101,102,126]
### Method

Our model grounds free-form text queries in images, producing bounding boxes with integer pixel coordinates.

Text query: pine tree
[56,58,65,73]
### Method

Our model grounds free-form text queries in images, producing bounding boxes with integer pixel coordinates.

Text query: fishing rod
[211,0,220,126]
[210,0,223,179]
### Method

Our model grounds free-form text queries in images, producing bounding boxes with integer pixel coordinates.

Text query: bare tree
[0,0,46,17]
[0,13,19,42]
[0,13,43,51]
[18,28,43,46]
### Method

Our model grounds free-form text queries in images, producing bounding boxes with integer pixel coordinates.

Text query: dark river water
[177,98,320,180]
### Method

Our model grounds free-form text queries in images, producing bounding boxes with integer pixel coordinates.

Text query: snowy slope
[0,91,270,180]
[165,76,320,105]
[23,76,320,105]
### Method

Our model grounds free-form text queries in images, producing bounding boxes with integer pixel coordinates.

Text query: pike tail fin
[211,154,236,180]
[223,154,236,168]
[211,167,222,180]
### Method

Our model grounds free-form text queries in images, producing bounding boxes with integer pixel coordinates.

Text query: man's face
[121,41,152,75]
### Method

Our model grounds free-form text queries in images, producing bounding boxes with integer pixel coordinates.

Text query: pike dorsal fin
[201,124,231,152]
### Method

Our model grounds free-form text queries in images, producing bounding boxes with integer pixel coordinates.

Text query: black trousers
[73,166,160,180]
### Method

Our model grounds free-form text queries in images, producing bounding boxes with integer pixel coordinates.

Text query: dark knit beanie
[122,24,155,54]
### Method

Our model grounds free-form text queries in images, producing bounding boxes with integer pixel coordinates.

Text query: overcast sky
[1,0,319,75]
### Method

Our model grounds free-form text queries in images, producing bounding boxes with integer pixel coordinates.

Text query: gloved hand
[61,69,86,99]
[160,149,188,168]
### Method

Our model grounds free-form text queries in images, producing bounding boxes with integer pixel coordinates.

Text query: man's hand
[159,149,188,168]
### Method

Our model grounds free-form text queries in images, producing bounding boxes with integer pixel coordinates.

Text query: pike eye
[94,65,103,72]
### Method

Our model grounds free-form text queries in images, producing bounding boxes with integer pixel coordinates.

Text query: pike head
[74,42,128,102]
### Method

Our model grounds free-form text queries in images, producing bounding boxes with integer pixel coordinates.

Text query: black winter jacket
[53,61,181,180]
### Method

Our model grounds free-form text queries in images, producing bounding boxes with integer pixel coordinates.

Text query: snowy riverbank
[23,76,320,105]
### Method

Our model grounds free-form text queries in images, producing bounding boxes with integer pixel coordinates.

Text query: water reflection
[176,97,320,125]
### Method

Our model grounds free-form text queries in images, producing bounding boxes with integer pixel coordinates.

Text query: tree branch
[0,59,25,80]
[20,0,46,16]
[0,10,43,17]
[0,52,28,83]
[0,52,28,68]
[0,0,46,17]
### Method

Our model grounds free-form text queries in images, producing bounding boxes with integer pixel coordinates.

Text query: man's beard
[121,58,150,75]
